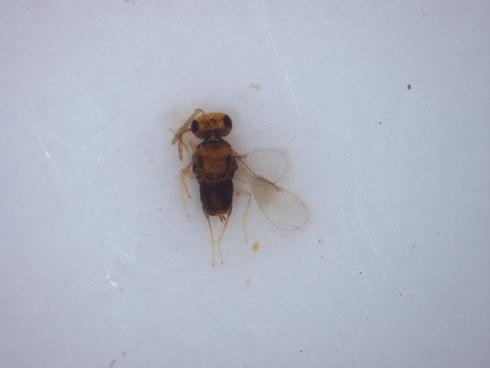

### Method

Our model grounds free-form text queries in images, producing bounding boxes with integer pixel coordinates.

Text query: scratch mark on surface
[354,186,386,278]
[31,128,74,210]
[251,0,302,117]
[107,234,136,262]
[47,132,74,148]
[126,295,149,317]
[268,35,301,116]
[106,232,176,292]
[206,339,259,367]
[124,230,140,244]
[311,3,338,52]
[178,331,259,368]
[83,271,109,293]
[32,128,52,159]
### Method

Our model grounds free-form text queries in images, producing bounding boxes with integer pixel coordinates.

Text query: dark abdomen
[199,179,234,216]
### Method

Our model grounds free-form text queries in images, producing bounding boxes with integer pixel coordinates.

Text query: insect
[171,108,307,265]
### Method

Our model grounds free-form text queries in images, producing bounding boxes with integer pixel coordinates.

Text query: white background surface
[1,1,489,367]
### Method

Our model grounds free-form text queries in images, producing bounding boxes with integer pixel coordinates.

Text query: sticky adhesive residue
[252,241,260,252]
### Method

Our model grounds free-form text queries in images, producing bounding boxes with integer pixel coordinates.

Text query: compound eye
[191,120,199,134]
[223,114,232,129]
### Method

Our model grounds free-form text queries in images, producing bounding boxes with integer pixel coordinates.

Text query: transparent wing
[236,150,287,183]
[236,155,307,231]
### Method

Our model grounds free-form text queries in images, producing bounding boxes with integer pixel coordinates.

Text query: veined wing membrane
[237,154,307,231]
[235,150,287,184]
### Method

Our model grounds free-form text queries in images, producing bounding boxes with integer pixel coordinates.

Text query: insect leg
[179,162,193,217]
[235,187,252,244]
[171,108,205,161]
[216,208,232,265]
[206,215,216,267]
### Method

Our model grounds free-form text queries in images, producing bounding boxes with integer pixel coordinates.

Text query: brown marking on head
[191,113,232,139]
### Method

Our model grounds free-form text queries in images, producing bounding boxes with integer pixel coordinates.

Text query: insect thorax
[192,138,237,184]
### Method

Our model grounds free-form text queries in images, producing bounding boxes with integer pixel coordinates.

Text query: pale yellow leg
[171,108,205,161]
[207,216,216,267]
[216,208,232,265]
[235,188,252,244]
[180,162,193,217]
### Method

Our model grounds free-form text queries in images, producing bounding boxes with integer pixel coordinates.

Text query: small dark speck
[299,349,303,353]
[175,248,178,252]
[109,359,117,368]
[318,238,325,244]
[483,121,487,125]
[378,121,382,125]
[359,271,363,275]
[407,83,412,90]
[249,83,261,90]
[399,292,403,296]
[121,351,126,357]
